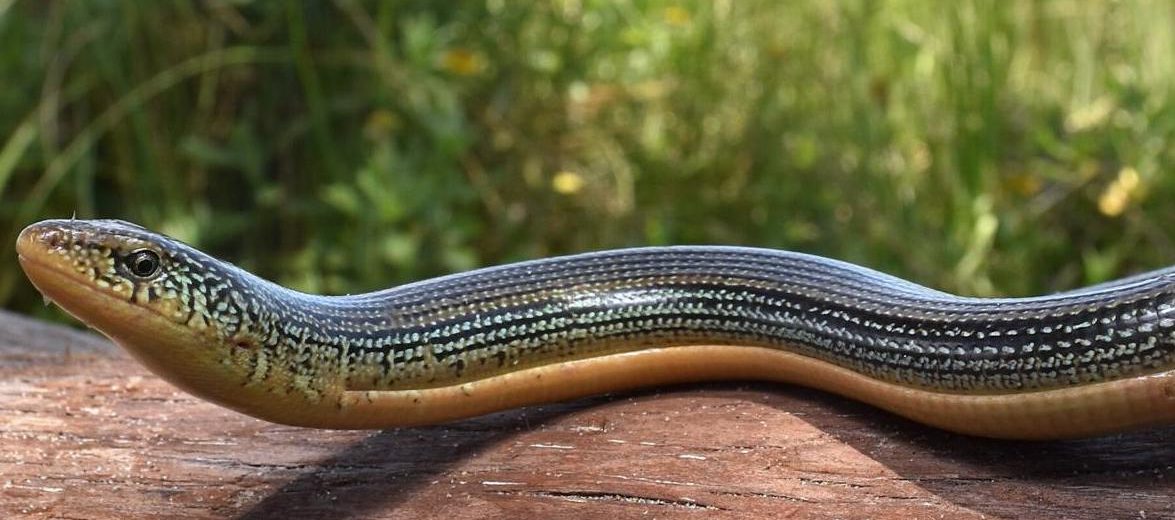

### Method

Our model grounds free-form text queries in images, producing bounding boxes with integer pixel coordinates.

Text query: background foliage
[1,1,1172,321]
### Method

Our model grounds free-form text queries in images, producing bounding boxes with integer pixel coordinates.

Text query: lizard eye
[124,249,161,278]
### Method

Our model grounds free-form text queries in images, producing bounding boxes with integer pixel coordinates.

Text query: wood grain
[1,309,1172,519]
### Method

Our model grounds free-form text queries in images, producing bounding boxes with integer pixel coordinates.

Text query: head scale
[18,219,256,337]
[15,219,336,423]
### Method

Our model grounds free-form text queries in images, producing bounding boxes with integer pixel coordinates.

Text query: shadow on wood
[1,310,1172,519]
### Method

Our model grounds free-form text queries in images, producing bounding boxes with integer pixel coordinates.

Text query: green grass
[1,1,1173,321]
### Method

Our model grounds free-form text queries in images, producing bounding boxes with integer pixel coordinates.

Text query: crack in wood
[796,477,868,489]
[713,489,815,503]
[494,489,725,510]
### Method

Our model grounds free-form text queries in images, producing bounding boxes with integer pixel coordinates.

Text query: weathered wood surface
[1,309,1173,519]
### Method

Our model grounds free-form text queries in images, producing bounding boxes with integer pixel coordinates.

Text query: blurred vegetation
[1,1,1173,322]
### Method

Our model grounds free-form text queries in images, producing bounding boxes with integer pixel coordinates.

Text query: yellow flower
[1004,172,1042,196]
[363,110,398,140]
[551,171,585,195]
[663,6,690,27]
[1097,166,1141,217]
[1065,97,1114,133]
[440,48,485,76]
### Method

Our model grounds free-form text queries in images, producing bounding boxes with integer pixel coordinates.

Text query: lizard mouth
[16,220,174,331]
[17,227,150,338]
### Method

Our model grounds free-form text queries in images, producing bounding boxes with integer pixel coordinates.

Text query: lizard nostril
[17,224,69,253]
[43,230,63,247]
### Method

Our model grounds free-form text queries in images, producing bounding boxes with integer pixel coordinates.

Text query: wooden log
[1,309,1172,519]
